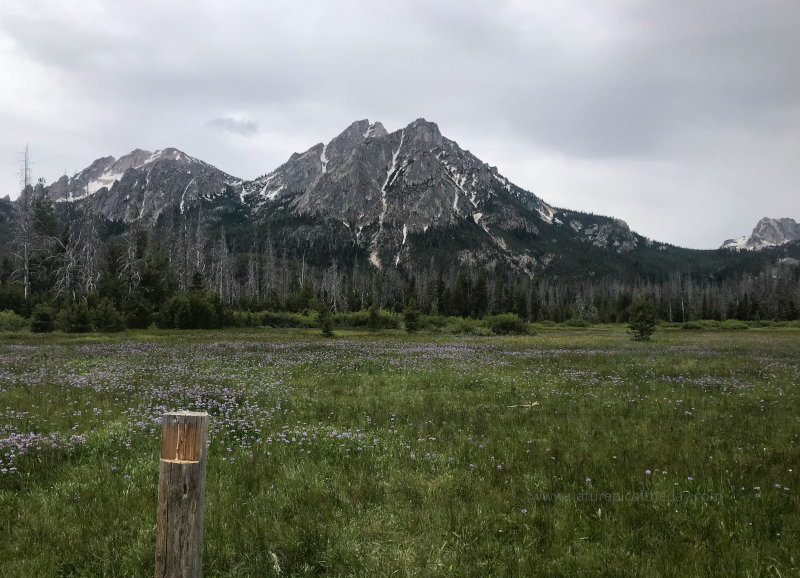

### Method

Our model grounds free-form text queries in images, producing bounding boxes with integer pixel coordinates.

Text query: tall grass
[0,328,798,575]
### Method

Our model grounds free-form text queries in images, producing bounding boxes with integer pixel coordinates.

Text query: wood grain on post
[155,411,208,578]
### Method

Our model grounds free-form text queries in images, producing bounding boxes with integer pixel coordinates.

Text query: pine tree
[403,296,420,333]
[628,296,657,341]
[318,302,334,337]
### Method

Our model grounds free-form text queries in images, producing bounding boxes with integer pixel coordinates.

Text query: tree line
[1,177,798,332]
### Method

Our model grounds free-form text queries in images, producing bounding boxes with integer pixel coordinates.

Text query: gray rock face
[721,217,800,250]
[264,117,566,268]
[583,219,638,252]
[48,148,240,224]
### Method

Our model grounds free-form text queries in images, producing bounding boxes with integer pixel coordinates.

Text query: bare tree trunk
[11,145,34,300]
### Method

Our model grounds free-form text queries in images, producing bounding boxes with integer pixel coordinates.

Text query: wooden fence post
[155,411,208,577]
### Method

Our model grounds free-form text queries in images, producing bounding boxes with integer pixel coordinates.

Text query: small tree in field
[318,303,334,337]
[367,302,380,332]
[628,296,657,341]
[403,297,420,334]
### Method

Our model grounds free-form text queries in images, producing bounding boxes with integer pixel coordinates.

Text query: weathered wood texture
[155,412,208,578]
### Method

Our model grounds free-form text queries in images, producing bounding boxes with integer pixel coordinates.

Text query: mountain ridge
[42,118,649,275]
[22,117,797,283]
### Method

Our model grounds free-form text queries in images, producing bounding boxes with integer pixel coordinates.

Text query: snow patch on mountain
[86,171,124,195]
[320,143,329,174]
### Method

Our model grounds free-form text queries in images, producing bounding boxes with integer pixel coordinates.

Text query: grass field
[1,326,798,576]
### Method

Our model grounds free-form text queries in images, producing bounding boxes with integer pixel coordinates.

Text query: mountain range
[4,118,800,281]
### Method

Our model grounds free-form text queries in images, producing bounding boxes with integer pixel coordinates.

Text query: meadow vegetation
[0,326,798,575]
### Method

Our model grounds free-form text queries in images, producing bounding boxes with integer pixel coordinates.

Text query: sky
[0,0,798,249]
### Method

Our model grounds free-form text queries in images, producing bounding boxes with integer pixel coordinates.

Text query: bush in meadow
[92,298,126,332]
[124,290,154,329]
[259,310,316,328]
[485,313,530,335]
[56,301,93,333]
[30,304,56,333]
[720,319,749,331]
[416,315,450,332]
[0,309,27,331]
[159,293,219,329]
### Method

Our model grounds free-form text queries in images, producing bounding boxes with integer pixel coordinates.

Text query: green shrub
[332,311,369,328]
[56,302,93,333]
[485,314,530,335]
[30,305,56,333]
[681,321,703,330]
[0,309,27,331]
[720,320,749,331]
[230,310,261,327]
[444,317,483,334]
[159,293,219,329]
[417,315,449,331]
[259,311,316,329]
[92,298,125,333]
[565,317,590,327]
[124,291,154,329]
[332,309,400,330]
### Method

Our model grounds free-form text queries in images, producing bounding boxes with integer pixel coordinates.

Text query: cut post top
[160,411,208,463]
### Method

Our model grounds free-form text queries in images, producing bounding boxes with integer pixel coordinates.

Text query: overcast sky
[1,0,798,249]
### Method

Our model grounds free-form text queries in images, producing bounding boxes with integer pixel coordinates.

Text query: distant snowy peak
[722,217,800,250]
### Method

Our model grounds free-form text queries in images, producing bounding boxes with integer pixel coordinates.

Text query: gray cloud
[205,117,259,136]
[0,0,798,248]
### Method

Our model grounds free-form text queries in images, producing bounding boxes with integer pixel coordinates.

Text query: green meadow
[0,326,798,576]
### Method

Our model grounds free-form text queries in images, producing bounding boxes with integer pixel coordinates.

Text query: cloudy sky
[1,0,798,248]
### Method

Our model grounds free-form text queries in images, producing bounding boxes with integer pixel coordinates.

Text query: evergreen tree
[628,297,658,342]
[30,304,55,333]
[319,302,334,337]
[472,274,488,318]
[92,297,125,332]
[403,297,420,333]
[368,301,380,331]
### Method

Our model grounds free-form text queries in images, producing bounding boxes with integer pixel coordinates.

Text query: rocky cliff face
[721,217,800,250]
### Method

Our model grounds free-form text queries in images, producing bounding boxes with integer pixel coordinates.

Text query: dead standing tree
[10,145,34,300]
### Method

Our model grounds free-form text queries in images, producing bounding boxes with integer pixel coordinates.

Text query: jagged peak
[364,121,387,139]
[721,216,800,250]
[334,119,373,142]
[400,117,442,149]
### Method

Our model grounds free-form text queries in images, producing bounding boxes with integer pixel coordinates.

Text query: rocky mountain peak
[403,118,443,149]
[722,217,800,250]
